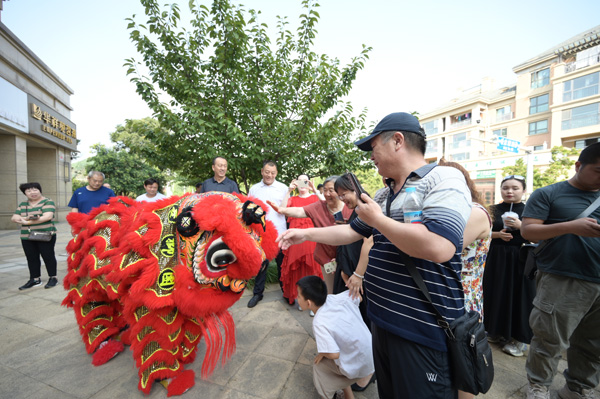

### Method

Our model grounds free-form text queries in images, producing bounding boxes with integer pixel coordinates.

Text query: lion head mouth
[190,233,247,293]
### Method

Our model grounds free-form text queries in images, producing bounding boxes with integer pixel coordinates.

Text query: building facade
[0,21,76,229]
[420,25,600,204]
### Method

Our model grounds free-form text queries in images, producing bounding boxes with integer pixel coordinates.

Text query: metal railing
[565,55,600,73]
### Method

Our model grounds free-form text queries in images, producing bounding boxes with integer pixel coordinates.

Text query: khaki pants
[313,357,361,399]
[526,272,600,391]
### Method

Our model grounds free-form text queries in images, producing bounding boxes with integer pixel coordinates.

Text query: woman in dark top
[483,175,535,357]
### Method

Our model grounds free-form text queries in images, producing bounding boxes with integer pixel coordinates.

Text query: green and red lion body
[62,192,278,396]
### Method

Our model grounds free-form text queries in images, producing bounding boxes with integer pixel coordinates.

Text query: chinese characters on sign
[31,103,77,144]
[496,137,520,154]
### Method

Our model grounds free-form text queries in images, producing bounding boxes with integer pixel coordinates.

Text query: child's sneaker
[19,278,42,290]
[45,277,58,289]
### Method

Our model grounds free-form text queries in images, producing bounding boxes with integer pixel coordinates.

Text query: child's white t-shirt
[312,291,374,379]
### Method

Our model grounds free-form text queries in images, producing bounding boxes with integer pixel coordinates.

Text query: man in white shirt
[136,178,167,202]
[247,160,288,308]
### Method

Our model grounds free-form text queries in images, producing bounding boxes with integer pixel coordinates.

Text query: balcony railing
[495,113,514,123]
[451,119,472,128]
[562,114,600,130]
[565,54,600,73]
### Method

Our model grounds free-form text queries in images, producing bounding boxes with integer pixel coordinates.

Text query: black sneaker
[45,277,58,289]
[19,278,42,290]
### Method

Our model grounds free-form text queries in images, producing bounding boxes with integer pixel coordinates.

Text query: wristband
[353,271,364,280]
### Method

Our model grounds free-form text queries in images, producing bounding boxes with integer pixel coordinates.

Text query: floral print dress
[461,203,491,318]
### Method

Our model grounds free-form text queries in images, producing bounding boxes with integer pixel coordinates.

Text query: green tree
[125,0,372,192]
[86,143,166,197]
[502,146,579,191]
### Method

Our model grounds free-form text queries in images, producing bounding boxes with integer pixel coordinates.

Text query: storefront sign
[0,77,28,133]
[27,95,77,151]
[476,170,496,179]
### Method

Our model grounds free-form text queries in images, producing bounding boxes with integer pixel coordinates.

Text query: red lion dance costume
[62,192,278,396]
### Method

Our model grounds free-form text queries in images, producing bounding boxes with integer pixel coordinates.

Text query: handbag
[27,228,53,242]
[25,199,54,242]
[402,253,494,395]
[521,195,600,280]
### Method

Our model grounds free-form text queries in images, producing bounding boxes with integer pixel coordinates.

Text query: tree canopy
[82,119,169,197]
[125,0,372,192]
[502,146,580,191]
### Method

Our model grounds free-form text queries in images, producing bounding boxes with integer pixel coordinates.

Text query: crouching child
[297,276,375,399]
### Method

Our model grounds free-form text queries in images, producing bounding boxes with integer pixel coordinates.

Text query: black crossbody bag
[401,253,494,394]
[521,194,600,279]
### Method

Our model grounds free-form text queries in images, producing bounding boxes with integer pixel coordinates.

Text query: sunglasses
[502,175,525,183]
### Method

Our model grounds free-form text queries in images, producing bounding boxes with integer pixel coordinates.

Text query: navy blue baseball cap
[354,112,425,151]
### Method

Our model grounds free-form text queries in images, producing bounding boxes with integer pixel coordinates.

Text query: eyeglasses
[502,175,525,182]
[338,193,347,201]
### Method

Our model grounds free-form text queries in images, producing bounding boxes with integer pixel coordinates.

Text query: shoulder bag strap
[400,252,454,336]
[576,194,600,219]
[534,193,600,255]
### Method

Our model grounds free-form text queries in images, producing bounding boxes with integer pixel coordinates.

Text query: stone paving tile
[227,353,294,399]
[254,327,308,362]
[0,364,54,399]
[0,316,50,357]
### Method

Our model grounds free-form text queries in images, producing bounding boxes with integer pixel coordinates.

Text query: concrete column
[0,135,28,229]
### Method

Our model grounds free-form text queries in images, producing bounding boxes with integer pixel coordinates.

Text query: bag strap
[576,194,600,219]
[533,194,600,255]
[400,252,455,338]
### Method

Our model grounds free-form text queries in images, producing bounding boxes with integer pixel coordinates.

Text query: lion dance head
[62,192,278,396]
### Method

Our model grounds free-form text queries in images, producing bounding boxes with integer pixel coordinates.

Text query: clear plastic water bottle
[403,187,423,224]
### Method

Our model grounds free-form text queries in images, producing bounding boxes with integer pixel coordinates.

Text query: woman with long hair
[483,175,535,357]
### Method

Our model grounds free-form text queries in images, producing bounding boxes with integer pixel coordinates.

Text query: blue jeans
[526,272,600,391]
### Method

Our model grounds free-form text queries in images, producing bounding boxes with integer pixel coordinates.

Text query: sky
[3,0,600,159]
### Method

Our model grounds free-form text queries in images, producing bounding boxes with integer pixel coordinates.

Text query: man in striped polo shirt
[278,112,472,398]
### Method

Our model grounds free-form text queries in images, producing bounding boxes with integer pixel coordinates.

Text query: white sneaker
[309,310,315,317]
[558,384,597,399]
[527,383,550,399]
[503,340,527,357]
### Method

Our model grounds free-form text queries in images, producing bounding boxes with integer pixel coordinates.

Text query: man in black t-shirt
[522,142,600,399]
[199,156,239,194]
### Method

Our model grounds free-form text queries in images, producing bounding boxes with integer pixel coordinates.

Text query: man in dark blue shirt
[199,156,239,194]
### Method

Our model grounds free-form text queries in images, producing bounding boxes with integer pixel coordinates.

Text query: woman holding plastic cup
[483,175,535,357]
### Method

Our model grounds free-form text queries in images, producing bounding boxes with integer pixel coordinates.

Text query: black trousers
[371,323,456,399]
[21,235,57,279]
[253,250,284,297]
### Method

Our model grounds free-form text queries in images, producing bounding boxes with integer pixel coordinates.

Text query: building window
[563,72,599,102]
[533,145,544,151]
[425,139,438,154]
[423,120,438,135]
[450,152,470,161]
[530,94,549,114]
[531,68,550,89]
[562,103,600,130]
[575,137,600,149]
[493,128,507,137]
[451,132,470,149]
[451,112,471,127]
[528,120,548,135]
[495,106,512,122]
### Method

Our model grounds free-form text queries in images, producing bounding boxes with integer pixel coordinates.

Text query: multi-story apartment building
[420,25,600,204]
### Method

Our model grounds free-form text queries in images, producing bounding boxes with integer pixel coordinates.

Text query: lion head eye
[176,206,200,237]
[205,238,237,272]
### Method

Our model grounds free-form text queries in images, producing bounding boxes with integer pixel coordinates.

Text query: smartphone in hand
[333,211,345,223]
[345,171,370,203]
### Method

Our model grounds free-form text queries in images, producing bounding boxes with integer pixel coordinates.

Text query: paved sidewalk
[0,222,594,398]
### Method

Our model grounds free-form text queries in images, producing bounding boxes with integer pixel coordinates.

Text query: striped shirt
[14,198,57,240]
[350,164,471,352]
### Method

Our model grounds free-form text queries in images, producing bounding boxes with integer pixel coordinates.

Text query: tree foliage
[502,146,580,191]
[125,0,372,192]
[85,143,166,197]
